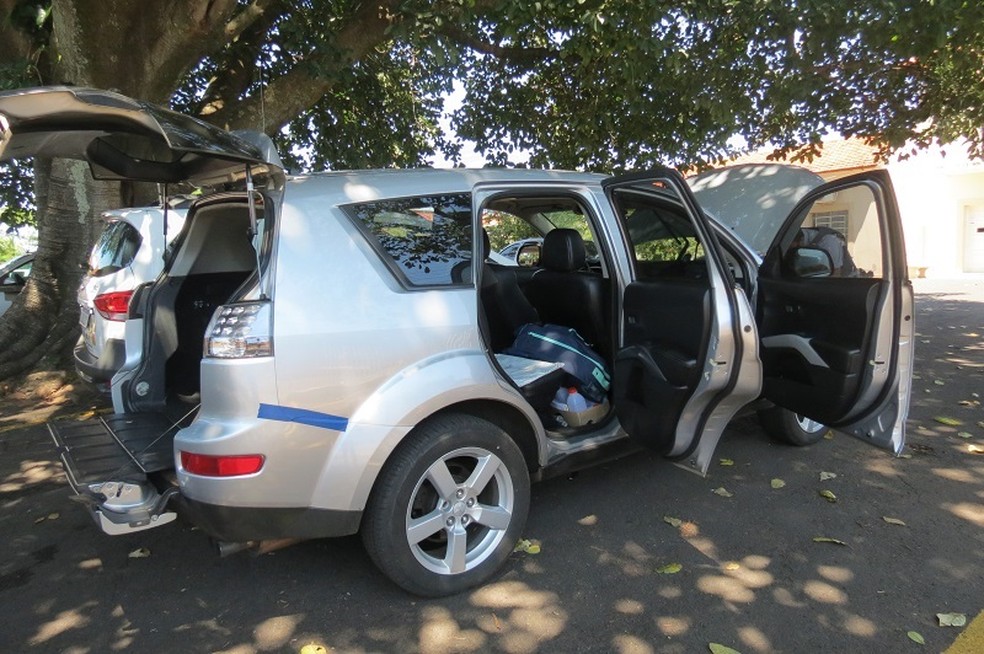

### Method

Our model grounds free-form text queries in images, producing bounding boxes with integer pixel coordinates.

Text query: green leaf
[819,489,838,503]
[937,613,967,627]
[770,478,786,489]
[882,516,907,526]
[514,538,540,553]
[907,630,925,645]
[812,537,847,546]
[712,487,733,498]
[708,644,742,654]
[656,562,682,574]
[663,515,683,528]
[719,458,735,466]
[956,432,972,439]
[934,416,962,426]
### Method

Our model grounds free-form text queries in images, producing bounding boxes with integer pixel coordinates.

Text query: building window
[811,210,848,234]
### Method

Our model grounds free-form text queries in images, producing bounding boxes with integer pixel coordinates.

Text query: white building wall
[886,143,984,277]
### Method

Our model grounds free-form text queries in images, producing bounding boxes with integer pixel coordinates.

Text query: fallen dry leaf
[907,630,925,645]
[770,478,785,489]
[937,613,967,627]
[819,471,837,481]
[712,487,733,498]
[819,489,838,503]
[719,458,734,466]
[812,537,847,546]
[663,515,683,528]
[722,561,740,571]
[299,645,328,654]
[656,562,682,574]
[708,643,742,654]
[934,416,962,426]
[968,444,984,455]
[882,516,907,526]
[128,547,151,559]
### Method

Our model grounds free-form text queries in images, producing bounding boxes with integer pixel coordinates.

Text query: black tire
[758,407,827,446]
[361,414,531,597]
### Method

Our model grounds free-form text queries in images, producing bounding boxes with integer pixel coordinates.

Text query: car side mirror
[1,272,25,286]
[516,243,541,267]
[788,246,833,278]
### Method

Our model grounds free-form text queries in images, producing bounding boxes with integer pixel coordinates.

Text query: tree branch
[222,0,281,41]
[437,24,556,65]
[206,0,402,132]
[0,0,40,67]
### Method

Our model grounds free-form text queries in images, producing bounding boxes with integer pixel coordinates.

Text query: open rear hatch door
[1,86,284,533]
[0,85,283,186]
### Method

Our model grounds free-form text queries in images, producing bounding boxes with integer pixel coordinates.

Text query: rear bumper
[74,336,125,383]
[178,497,362,542]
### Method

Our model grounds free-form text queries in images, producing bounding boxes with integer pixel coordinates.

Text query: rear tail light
[180,451,265,477]
[93,290,134,321]
[205,301,273,358]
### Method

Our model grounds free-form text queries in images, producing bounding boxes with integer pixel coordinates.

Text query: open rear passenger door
[756,171,913,453]
[604,172,761,472]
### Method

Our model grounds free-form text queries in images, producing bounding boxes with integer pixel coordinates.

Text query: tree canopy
[2,0,982,190]
[0,0,981,378]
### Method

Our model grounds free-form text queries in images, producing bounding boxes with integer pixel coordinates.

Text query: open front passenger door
[757,171,913,453]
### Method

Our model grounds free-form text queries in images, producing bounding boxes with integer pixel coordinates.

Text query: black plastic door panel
[758,171,913,452]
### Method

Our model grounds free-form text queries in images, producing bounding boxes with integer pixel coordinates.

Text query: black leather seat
[479,231,540,351]
[524,229,610,358]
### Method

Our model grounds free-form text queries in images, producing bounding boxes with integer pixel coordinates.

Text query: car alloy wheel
[362,414,530,596]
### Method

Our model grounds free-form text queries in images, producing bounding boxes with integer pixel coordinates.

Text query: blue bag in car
[504,324,611,403]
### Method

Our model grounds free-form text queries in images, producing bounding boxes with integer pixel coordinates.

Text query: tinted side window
[88,221,142,277]
[613,189,707,280]
[343,194,473,288]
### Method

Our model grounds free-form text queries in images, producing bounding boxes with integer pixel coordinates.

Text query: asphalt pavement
[1,278,982,653]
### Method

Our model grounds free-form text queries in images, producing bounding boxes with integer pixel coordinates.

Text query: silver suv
[75,202,188,387]
[0,87,913,596]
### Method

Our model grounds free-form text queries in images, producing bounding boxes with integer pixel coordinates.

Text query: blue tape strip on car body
[257,403,349,432]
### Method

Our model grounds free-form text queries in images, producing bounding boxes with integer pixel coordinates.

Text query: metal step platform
[47,411,194,535]
[48,412,181,489]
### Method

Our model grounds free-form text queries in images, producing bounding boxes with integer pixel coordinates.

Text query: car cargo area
[123,197,264,411]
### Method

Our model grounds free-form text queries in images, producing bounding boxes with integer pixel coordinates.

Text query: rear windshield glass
[88,220,142,277]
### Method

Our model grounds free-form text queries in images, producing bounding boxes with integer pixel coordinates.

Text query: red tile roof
[730,138,882,173]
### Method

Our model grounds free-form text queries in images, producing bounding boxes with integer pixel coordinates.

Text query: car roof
[285,168,606,204]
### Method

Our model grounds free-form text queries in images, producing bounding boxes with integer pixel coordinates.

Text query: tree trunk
[0,160,122,379]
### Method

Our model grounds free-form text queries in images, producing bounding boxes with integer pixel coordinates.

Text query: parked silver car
[75,202,189,386]
[0,87,914,596]
[0,251,33,317]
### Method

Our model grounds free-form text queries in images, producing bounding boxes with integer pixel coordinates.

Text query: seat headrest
[541,228,586,272]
